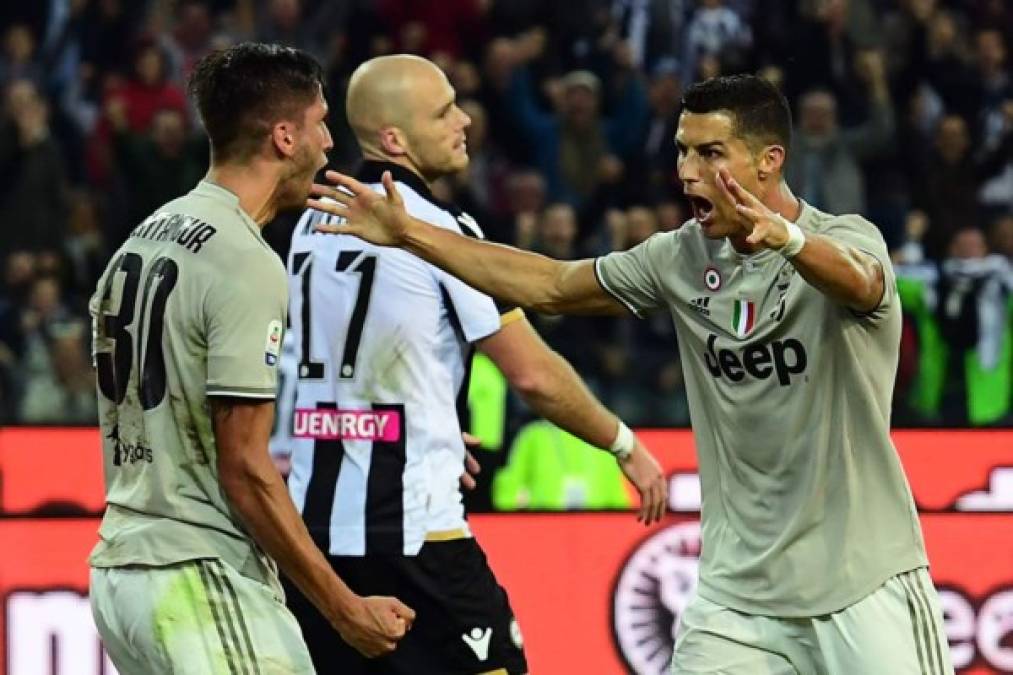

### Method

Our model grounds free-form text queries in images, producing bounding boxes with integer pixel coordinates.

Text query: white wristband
[779,221,805,259]
[609,421,635,460]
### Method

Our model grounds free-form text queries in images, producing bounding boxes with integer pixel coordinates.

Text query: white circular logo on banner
[704,267,721,291]
[612,522,701,674]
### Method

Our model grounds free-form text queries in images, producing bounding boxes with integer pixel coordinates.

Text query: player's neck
[766,180,802,223]
[205,163,282,227]
[361,152,434,188]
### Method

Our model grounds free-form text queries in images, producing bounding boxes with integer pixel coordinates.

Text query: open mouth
[688,195,715,224]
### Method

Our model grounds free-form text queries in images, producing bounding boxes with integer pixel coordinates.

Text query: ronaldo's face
[405,71,471,180]
[675,111,761,240]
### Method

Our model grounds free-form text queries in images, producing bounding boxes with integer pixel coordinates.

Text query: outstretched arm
[307,171,627,316]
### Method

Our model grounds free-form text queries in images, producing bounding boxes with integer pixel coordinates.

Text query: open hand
[308,170,410,247]
[715,168,792,250]
[618,440,668,525]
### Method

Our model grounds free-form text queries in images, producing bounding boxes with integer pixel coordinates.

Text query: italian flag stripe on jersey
[732,300,755,337]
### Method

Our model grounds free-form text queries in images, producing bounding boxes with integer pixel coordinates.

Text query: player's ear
[270,120,298,158]
[378,126,408,157]
[758,143,786,181]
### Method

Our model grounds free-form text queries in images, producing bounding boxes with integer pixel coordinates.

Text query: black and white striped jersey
[285,162,502,556]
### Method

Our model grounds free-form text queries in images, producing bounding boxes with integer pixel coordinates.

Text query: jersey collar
[355,161,458,214]
[193,179,241,205]
[193,179,264,240]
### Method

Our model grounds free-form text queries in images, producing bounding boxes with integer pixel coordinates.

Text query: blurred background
[0,0,1010,503]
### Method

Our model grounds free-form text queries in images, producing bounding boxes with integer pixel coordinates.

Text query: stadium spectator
[913,114,982,259]
[15,274,76,414]
[105,100,204,240]
[783,0,882,102]
[973,28,1011,145]
[0,79,68,252]
[158,0,216,87]
[18,319,96,425]
[610,0,687,72]
[475,35,532,165]
[629,57,682,202]
[786,50,894,217]
[62,188,108,303]
[921,9,978,122]
[507,40,648,207]
[0,23,43,88]
[0,251,37,421]
[78,0,144,77]
[935,227,1013,425]
[104,40,187,135]
[375,0,488,59]
[681,0,752,85]
[990,213,1013,259]
[894,208,931,265]
[256,0,324,58]
[503,169,547,248]
[448,98,513,235]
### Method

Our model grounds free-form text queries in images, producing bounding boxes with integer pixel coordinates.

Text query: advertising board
[1,429,1010,674]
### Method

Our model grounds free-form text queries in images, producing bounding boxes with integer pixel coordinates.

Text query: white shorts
[672,567,954,675]
[91,558,315,675]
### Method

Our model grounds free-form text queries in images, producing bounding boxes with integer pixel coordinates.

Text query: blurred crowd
[1,0,1011,430]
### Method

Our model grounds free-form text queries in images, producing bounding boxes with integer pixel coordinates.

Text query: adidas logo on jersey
[689,297,711,316]
[704,333,808,385]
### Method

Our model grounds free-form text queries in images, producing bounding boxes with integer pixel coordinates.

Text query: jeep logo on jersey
[704,334,808,385]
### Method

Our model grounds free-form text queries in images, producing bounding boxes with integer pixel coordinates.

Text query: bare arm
[307,171,627,316]
[477,317,667,523]
[717,169,884,313]
[478,318,617,446]
[787,233,885,313]
[211,397,413,657]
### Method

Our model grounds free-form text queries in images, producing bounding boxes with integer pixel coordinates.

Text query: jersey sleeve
[820,215,897,322]
[594,233,671,318]
[436,270,502,343]
[430,205,508,343]
[204,259,288,398]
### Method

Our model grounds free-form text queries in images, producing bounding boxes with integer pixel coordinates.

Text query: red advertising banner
[1,428,1011,674]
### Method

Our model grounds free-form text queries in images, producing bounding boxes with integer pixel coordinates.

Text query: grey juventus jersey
[596,200,927,617]
[89,180,287,592]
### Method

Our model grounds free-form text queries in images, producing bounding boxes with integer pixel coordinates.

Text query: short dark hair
[188,42,323,162]
[681,74,792,155]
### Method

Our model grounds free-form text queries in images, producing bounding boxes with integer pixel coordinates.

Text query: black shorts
[285,538,528,674]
